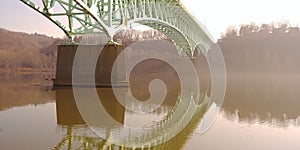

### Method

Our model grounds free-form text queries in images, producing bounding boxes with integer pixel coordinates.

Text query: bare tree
[259,24,273,33]
[239,23,259,36]
[222,26,238,39]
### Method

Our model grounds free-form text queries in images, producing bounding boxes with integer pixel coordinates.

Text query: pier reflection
[56,88,126,126]
[55,88,127,149]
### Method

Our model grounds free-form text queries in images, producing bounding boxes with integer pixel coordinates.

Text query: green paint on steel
[20,0,214,55]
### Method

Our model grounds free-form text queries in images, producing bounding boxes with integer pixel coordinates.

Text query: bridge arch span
[20,0,215,55]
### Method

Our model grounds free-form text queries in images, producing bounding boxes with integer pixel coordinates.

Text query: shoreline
[0,68,55,74]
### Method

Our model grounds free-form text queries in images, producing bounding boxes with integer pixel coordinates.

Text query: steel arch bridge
[20,0,214,56]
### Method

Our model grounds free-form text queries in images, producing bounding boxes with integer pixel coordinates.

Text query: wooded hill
[0,27,59,69]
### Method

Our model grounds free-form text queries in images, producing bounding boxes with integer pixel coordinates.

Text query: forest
[220,22,300,74]
[0,27,59,70]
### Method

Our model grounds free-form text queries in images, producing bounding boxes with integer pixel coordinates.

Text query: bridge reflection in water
[54,87,210,150]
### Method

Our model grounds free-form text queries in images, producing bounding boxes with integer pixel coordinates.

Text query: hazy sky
[1,0,300,40]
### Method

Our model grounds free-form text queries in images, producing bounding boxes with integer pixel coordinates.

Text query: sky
[1,0,300,40]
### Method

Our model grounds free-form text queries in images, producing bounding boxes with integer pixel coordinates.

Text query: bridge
[20,0,215,87]
[20,0,214,56]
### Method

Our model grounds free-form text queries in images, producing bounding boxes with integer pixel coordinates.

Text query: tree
[272,21,290,33]
[222,26,238,39]
[259,24,273,33]
[239,23,258,36]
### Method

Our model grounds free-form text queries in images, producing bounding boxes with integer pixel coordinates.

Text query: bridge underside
[20,0,214,56]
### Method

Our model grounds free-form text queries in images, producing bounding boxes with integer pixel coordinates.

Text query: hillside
[0,27,60,69]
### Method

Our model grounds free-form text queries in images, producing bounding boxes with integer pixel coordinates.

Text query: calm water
[1,73,300,149]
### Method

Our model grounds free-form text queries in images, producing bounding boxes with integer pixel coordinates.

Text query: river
[0,72,300,149]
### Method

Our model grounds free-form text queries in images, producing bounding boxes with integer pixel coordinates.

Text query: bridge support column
[54,44,127,87]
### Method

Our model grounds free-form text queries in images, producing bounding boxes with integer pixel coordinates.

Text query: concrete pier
[54,44,127,87]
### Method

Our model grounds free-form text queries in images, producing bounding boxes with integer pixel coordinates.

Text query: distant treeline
[219,22,300,74]
[113,28,168,46]
[221,21,299,38]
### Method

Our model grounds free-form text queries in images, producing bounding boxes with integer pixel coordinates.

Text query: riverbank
[0,68,55,74]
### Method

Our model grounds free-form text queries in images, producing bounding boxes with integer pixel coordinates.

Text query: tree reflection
[223,75,300,127]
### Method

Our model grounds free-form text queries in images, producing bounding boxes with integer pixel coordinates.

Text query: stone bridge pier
[54,44,127,87]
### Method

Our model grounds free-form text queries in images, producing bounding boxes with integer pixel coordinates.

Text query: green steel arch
[20,0,214,56]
